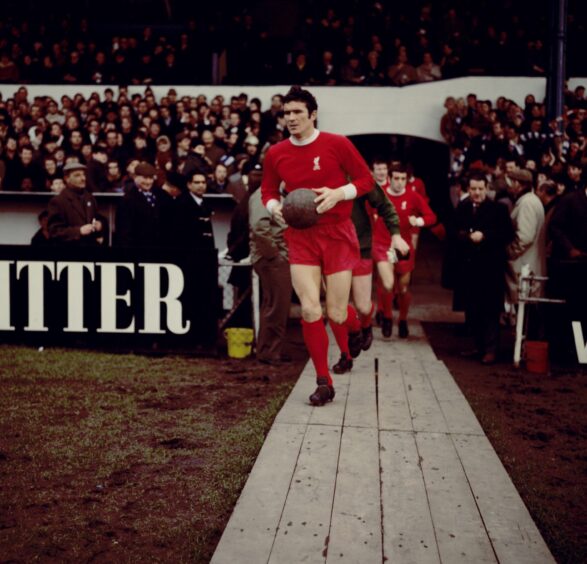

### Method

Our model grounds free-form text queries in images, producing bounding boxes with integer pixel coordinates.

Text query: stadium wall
[1,77,586,143]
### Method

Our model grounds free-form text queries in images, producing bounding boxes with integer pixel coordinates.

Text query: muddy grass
[423,321,587,564]
[0,324,307,563]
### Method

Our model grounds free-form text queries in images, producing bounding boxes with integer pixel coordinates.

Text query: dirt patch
[423,321,587,564]
[0,322,308,563]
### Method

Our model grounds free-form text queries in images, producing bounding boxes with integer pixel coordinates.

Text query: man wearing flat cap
[115,161,165,247]
[505,168,546,304]
[47,161,105,246]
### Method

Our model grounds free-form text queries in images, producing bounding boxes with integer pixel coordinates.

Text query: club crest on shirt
[313,156,321,171]
[401,201,407,210]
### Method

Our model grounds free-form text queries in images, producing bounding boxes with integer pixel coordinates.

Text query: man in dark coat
[47,162,105,246]
[176,171,215,249]
[453,172,514,364]
[115,162,163,247]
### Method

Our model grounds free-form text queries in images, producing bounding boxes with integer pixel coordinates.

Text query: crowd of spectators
[441,83,587,346]
[442,83,587,204]
[0,1,585,87]
[0,85,286,196]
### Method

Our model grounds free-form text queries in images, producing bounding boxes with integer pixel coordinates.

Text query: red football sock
[345,304,361,333]
[330,318,350,355]
[301,318,332,385]
[380,289,394,318]
[398,291,412,321]
[359,302,375,328]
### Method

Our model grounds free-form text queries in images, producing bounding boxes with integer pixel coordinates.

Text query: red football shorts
[284,218,360,276]
[352,258,373,277]
[372,238,415,274]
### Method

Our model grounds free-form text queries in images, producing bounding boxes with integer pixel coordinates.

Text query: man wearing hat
[115,161,164,247]
[47,161,104,246]
[505,168,546,305]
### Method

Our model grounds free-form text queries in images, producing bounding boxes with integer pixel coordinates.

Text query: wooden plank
[424,360,468,402]
[378,359,413,432]
[274,366,315,425]
[327,427,382,563]
[402,362,449,433]
[423,361,485,436]
[211,423,307,564]
[344,369,378,429]
[269,424,342,564]
[416,432,497,564]
[380,430,440,564]
[453,434,555,564]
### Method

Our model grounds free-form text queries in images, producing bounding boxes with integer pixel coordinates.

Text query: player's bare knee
[301,304,322,322]
[326,306,346,325]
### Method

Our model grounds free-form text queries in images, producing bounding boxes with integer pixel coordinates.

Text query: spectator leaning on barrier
[505,168,546,304]
[47,161,104,246]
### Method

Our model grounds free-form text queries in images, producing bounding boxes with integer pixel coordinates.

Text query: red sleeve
[260,147,282,207]
[338,136,374,197]
[414,192,437,226]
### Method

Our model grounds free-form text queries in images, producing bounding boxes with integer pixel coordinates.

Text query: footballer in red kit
[373,162,436,338]
[261,86,373,406]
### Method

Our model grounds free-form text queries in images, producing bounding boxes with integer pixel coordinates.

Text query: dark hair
[371,157,388,167]
[283,85,318,115]
[538,180,557,197]
[389,161,406,174]
[467,171,487,185]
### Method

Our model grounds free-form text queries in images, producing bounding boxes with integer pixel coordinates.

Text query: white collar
[289,129,320,147]
[190,193,204,205]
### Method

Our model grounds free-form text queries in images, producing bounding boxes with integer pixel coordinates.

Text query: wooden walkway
[211,323,554,564]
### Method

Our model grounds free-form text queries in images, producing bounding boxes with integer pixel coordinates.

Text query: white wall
[1,77,586,144]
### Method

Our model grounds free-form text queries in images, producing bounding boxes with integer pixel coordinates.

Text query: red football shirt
[261,131,374,225]
[373,188,436,250]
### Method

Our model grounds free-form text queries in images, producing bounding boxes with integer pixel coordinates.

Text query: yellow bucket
[224,328,254,359]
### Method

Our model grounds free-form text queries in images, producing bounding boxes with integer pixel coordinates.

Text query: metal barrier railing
[513,264,566,367]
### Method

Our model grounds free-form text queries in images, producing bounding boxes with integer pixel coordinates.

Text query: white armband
[341,183,357,200]
[415,217,425,227]
[266,199,280,214]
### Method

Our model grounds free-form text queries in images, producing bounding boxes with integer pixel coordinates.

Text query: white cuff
[341,183,357,200]
[266,199,280,214]
[415,217,425,227]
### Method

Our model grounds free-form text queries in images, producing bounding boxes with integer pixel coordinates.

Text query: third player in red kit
[372,162,436,338]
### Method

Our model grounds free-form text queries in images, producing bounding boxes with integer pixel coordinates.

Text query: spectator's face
[372,163,389,183]
[71,131,82,147]
[135,174,154,191]
[468,179,487,204]
[229,113,240,127]
[44,159,57,174]
[106,132,118,147]
[94,151,108,164]
[214,165,228,183]
[505,161,517,174]
[245,143,258,156]
[214,126,225,140]
[284,101,316,139]
[21,149,33,165]
[202,131,213,147]
[568,165,581,180]
[51,178,65,193]
[6,138,17,151]
[65,169,86,190]
[178,138,190,152]
[107,162,120,177]
[390,171,408,193]
[188,174,207,197]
